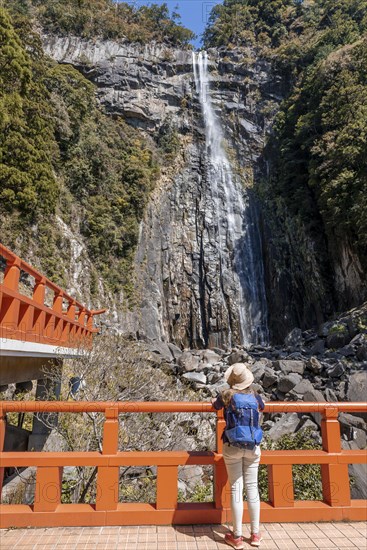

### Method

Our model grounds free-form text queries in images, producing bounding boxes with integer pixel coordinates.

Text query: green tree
[0,8,58,217]
[6,0,195,46]
[0,7,161,297]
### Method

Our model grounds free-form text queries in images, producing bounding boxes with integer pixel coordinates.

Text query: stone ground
[1,522,366,550]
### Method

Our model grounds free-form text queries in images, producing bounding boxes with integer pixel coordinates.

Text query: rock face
[43,35,367,346]
[52,38,274,347]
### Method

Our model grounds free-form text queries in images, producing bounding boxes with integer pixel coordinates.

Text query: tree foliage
[0,8,58,216]
[277,38,367,254]
[204,0,300,49]
[205,0,367,270]
[0,8,160,294]
[7,0,195,46]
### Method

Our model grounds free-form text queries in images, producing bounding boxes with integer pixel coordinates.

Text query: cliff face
[43,36,366,346]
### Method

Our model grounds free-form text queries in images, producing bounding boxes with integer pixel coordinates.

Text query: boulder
[347,372,367,419]
[178,352,200,372]
[251,361,266,382]
[324,388,338,402]
[298,418,319,433]
[339,413,366,431]
[318,321,334,338]
[303,388,326,426]
[251,383,263,394]
[227,350,250,365]
[178,465,204,491]
[342,441,367,499]
[323,350,340,361]
[209,382,230,397]
[347,372,367,402]
[206,371,222,385]
[310,339,325,355]
[350,333,367,346]
[145,341,173,362]
[181,372,207,386]
[326,330,350,349]
[201,349,222,365]
[356,345,367,361]
[212,347,226,355]
[273,360,305,375]
[306,357,323,374]
[338,345,355,357]
[284,328,303,347]
[274,389,286,401]
[168,343,183,360]
[277,373,302,394]
[344,427,366,449]
[292,379,314,396]
[304,387,325,402]
[287,352,304,360]
[266,413,301,441]
[303,330,318,343]
[262,367,278,389]
[197,419,215,444]
[326,362,345,379]
[336,380,347,400]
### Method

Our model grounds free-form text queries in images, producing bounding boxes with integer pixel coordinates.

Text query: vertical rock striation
[43,36,365,346]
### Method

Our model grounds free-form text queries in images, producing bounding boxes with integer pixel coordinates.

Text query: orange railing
[0,401,366,527]
[0,243,105,348]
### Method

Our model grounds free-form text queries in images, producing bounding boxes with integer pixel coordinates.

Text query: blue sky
[119,1,223,47]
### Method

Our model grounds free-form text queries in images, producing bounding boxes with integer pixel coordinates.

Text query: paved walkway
[1,522,366,549]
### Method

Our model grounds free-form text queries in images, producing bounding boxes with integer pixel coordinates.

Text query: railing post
[32,276,46,344]
[87,313,94,331]
[67,300,76,346]
[34,466,63,512]
[214,409,230,515]
[96,407,119,511]
[33,276,46,304]
[78,307,86,327]
[0,405,6,501]
[74,307,85,345]
[53,290,63,342]
[268,465,294,507]
[1,257,21,337]
[157,466,178,509]
[321,406,351,506]
[3,256,21,291]
[19,302,35,342]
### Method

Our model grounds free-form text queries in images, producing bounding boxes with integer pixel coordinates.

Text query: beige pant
[223,443,261,536]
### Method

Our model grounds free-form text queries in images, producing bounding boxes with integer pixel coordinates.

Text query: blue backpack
[224,394,263,449]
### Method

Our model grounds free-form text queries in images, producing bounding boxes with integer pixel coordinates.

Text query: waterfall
[192,51,269,345]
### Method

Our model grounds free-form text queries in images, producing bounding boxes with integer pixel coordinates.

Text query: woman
[212,363,264,549]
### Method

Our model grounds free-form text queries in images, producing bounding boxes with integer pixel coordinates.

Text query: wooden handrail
[0,401,366,527]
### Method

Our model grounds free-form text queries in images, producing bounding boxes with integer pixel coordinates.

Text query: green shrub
[258,428,323,501]
[6,0,195,46]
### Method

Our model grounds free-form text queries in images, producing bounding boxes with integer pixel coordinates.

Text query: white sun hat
[224,363,254,390]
